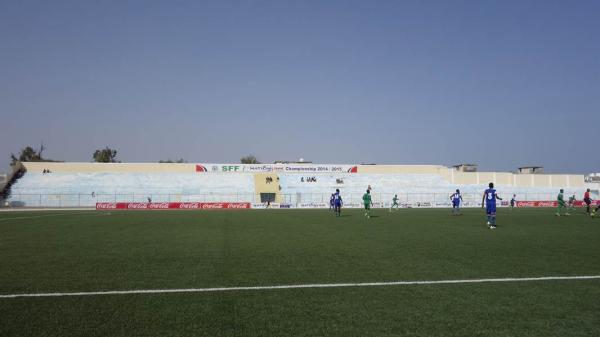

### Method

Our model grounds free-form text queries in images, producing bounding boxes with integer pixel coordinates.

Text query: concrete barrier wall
[357,165,445,174]
[23,162,196,173]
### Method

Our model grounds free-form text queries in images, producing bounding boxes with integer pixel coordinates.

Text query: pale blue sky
[1,0,599,173]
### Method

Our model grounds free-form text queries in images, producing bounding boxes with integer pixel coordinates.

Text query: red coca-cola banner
[516,201,558,207]
[96,202,251,210]
[516,200,600,207]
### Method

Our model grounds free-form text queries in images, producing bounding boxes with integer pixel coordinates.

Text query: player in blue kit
[329,193,335,211]
[482,182,502,229]
[333,189,343,217]
[450,189,463,215]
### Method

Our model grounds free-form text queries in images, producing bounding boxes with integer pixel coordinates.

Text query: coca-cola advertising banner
[516,200,600,207]
[516,201,558,207]
[96,202,251,210]
[576,200,600,206]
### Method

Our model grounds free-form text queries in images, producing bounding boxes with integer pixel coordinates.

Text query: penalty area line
[1,275,600,299]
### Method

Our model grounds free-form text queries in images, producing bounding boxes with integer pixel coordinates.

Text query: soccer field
[0,208,599,336]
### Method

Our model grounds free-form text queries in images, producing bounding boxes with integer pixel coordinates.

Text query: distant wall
[23,162,196,173]
[444,169,583,188]
[0,174,7,193]
[357,165,445,174]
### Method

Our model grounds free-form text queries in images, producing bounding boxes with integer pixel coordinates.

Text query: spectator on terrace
[91,192,95,198]
[147,197,152,203]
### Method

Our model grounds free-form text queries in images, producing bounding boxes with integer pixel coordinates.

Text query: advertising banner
[195,164,358,174]
[251,203,281,209]
[512,201,600,207]
[297,202,329,209]
[515,201,557,207]
[96,202,251,210]
[250,203,294,209]
[575,200,600,206]
[96,200,598,210]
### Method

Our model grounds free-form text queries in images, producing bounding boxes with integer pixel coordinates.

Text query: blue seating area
[6,171,584,208]
[8,173,255,207]
[279,173,576,206]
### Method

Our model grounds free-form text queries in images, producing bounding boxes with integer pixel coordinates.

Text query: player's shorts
[486,204,496,215]
[452,201,460,207]
[364,204,371,210]
[334,202,342,208]
[584,198,592,205]
[510,201,515,206]
[392,202,399,206]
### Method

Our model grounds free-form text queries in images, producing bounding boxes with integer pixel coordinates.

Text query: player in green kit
[556,189,570,216]
[568,195,576,212]
[389,194,399,212]
[363,189,373,218]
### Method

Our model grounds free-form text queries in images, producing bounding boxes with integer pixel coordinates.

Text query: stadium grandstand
[2,161,599,209]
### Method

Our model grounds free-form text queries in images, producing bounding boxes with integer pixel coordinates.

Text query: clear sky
[1,0,599,173]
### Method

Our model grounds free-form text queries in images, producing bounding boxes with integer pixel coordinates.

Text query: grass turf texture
[0,208,599,336]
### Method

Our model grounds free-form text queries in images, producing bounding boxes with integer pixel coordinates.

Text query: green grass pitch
[0,208,599,336]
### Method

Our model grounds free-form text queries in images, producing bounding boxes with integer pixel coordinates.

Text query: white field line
[2,275,599,299]
[0,208,95,212]
[0,212,105,222]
